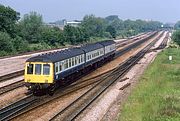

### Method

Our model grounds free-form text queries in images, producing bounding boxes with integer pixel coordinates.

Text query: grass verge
[118,48,180,121]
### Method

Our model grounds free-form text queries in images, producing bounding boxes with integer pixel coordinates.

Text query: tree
[73,27,89,44]
[81,15,106,37]
[41,26,65,46]
[63,25,89,45]
[105,15,120,23]
[106,25,116,38]
[0,32,15,54]
[63,25,76,44]
[18,12,43,43]
[0,5,20,37]
[174,21,180,30]
[12,36,28,52]
[172,30,180,45]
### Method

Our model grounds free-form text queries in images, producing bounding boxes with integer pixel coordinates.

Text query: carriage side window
[55,63,58,73]
[59,62,62,71]
[81,55,83,63]
[27,64,34,74]
[76,56,79,64]
[64,60,68,69]
[81,55,83,62]
[86,54,88,60]
[75,57,77,65]
[82,54,84,62]
[43,64,50,75]
[35,64,42,75]
[79,55,81,63]
[69,58,72,67]
[86,54,88,61]
[72,57,75,66]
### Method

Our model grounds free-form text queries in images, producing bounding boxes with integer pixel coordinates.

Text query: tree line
[172,21,180,46]
[0,5,163,56]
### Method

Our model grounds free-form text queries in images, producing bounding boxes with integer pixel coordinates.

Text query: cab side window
[27,64,34,74]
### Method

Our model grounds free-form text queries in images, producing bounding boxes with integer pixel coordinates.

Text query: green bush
[172,30,180,45]
[0,32,15,54]
[12,36,29,52]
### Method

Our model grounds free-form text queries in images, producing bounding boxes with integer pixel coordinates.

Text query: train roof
[26,40,115,63]
[81,43,104,52]
[98,40,116,46]
[26,47,84,63]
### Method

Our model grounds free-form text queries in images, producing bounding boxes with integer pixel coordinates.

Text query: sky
[0,0,179,23]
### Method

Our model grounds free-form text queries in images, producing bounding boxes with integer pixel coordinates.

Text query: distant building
[46,23,64,30]
[66,21,81,27]
[46,19,81,30]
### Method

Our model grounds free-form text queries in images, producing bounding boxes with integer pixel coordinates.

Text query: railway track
[0,70,24,82]
[115,31,158,57]
[0,95,36,121]
[0,31,165,120]
[149,32,169,52]
[116,32,149,48]
[0,79,24,95]
[49,32,165,121]
[156,32,169,50]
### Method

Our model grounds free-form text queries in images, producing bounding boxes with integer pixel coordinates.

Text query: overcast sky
[0,0,179,23]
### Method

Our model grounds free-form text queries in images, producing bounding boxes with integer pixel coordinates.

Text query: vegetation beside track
[118,47,180,121]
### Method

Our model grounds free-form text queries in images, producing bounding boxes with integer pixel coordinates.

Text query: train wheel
[33,90,38,95]
[48,85,55,96]
[48,90,54,96]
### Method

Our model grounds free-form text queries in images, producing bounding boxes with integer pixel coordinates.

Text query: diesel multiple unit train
[25,40,116,94]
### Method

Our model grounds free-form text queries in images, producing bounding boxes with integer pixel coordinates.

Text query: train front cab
[24,62,54,91]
